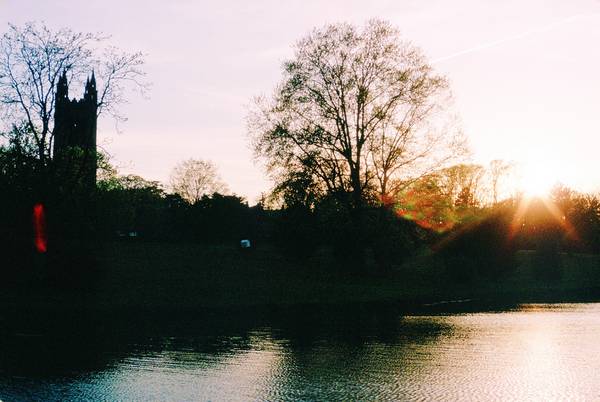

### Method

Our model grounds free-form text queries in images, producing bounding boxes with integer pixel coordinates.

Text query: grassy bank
[4,241,600,312]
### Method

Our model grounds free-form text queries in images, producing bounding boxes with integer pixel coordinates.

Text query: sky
[1,0,599,202]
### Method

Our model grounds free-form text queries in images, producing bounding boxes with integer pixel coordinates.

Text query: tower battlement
[52,71,98,187]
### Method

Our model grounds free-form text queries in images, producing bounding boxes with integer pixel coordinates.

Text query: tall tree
[488,159,512,204]
[436,163,485,208]
[0,22,147,163]
[250,20,466,210]
[169,159,227,204]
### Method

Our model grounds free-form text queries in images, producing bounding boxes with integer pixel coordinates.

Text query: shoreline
[3,286,600,318]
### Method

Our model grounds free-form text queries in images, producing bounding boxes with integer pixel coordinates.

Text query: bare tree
[436,163,485,207]
[488,159,513,204]
[0,22,147,163]
[250,20,466,210]
[169,159,227,204]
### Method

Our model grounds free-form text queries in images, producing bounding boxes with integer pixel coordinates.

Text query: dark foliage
[275,205,319,261]
[438,205,516,282]
[533,224,563,280]
[366,207,417,273]
[0,138,41,280]
[3,132,600,289]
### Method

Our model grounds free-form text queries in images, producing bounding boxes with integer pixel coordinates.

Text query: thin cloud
[432,12,600,64]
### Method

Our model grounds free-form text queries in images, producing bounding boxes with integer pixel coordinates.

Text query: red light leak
[33,203,47,253]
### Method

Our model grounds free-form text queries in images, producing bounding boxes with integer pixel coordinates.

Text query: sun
[519,161,558,198]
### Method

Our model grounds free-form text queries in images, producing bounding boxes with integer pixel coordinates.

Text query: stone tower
[52,71,98,187]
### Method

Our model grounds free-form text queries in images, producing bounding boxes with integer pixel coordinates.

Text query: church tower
[52,71,98,188]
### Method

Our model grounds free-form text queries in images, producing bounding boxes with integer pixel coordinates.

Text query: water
[2,303,600,400]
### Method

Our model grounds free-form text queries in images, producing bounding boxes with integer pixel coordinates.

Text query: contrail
[432,12,600,64]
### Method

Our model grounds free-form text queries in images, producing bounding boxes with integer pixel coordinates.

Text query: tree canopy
[169,158,227,204]
[250,19,467,210]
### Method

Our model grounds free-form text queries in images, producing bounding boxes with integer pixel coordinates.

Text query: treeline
[95,174,266,244]
[92,165,600,280]
[3,138,600,283]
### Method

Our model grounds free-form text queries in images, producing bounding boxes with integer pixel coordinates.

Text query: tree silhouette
[169,159,227,204]
[488,159,512,204]
[250,19,466,212]
[0,22,147,163]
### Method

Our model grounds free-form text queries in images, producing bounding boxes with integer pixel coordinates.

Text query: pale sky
[1,0,599,202]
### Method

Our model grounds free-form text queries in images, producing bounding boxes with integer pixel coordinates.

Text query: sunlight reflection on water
[2,303,600,400]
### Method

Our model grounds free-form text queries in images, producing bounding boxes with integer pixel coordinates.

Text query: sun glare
[519,160,559,198]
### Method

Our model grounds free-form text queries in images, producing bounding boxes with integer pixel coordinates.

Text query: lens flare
[392,189,458,233]
[33,203,47,253]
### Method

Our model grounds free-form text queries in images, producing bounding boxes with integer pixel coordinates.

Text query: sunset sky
[1,0,599,202]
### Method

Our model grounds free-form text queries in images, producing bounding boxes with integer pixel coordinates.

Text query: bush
[533,225,562,280]
[438,208,516,282]
[367,207,416,272]
[275,206,319,261]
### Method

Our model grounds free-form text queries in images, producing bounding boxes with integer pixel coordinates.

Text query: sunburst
[519,159,560,198]
[509,194,579,243]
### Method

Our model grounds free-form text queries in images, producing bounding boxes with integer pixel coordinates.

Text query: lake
[2,302,600,400]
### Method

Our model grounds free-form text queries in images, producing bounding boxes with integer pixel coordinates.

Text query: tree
[96,173,166,238]
[250,20,466,211]
[169,159,227,204]
[436,163,485,208]
[0,22,147,163]
[395,174,457,233]
[568,193,600,252]
[488,159,512,204]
